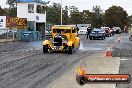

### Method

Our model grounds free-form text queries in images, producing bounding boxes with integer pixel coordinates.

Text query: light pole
[61,0,63,25]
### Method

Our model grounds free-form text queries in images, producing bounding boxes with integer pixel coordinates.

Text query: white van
[78,26,87,35]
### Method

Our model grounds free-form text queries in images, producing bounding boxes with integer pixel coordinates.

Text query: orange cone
[106,44,112,57]
[106,51,112,57]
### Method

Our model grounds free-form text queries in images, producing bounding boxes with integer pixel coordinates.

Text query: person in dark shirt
[77,27,79,32]
[87,27,92,39]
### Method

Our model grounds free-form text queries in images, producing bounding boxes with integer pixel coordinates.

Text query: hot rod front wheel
[129,37,132,41]
[68,46,73,54]
[43,45,48,53]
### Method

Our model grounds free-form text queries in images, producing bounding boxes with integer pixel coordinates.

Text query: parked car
[89,28,106,40]
[101,27,112,37]
[129,35,132,41]
[0,29,7,36]
[0,29,17,38]
[112,27,122,34]
[8,29,17,36]
[45,30,52,36]
[78,26,87,35]
[43,25,80,54]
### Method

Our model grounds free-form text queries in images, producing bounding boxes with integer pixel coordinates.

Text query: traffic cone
[106,44,112,57]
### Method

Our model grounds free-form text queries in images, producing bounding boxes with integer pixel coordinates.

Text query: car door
[71,28,78,47]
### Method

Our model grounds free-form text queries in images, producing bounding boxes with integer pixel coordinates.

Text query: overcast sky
[0,0,132,16]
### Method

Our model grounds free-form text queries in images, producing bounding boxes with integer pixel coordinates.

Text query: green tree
[105,5,128,29]
[3,8,10,16]
[47,3,61,25]
[128,15,132,27]
[47,3,69,25]
[6,0,16,8]
[91,5,104,28]
[69,6,83,24]
[70,12,83,24]
[82,10,93,24]
[8,8,17,17]
[6,0,17,17]
[62,6,69,25]
[0,6,7,16]
[69,6,79,13]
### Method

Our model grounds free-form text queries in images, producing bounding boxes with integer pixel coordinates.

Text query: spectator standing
[87,27,92,39]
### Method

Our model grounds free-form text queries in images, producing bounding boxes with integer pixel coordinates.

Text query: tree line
[0,0,132,29]
[47,3,130,29]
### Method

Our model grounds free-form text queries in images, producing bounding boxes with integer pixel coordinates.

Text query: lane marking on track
[79,47,102,51]
[120,58,130,61]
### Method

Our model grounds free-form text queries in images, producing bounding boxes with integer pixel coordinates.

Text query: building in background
[0,16,6,29]
[16,0,49,37]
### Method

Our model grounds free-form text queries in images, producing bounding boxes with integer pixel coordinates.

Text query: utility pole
[61,0,63,25]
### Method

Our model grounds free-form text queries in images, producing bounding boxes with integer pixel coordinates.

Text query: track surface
[0,33,131,88]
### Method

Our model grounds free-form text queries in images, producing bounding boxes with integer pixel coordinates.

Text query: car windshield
[80,29,87,31]
[93,28,103,32]
[53,29,71,34]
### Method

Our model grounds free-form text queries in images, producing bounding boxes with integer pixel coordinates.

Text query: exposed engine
[53,35,68,46]
[54,35,62,46]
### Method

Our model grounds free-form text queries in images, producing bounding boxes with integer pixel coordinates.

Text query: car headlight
[49,38,54,42]
[61,35,68,43]
[62,38,68,43]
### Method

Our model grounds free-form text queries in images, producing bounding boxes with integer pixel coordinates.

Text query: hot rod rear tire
[68,46,73,54]
[43,45,48,53]
[129,37,132,41]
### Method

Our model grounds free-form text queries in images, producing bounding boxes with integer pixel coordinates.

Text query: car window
[80,27,87,30]
[53,29,71,34]
[72,28,76,33]
[63,29,71,33]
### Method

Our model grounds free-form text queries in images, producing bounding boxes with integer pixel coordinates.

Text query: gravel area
[112,33,132,57]
[112,33,132,88]
[112,47,132,57]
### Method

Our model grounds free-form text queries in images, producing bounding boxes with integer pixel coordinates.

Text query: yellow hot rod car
[43,25,80,54]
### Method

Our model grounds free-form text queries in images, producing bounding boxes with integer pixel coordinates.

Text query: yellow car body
[43,25,80,54]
